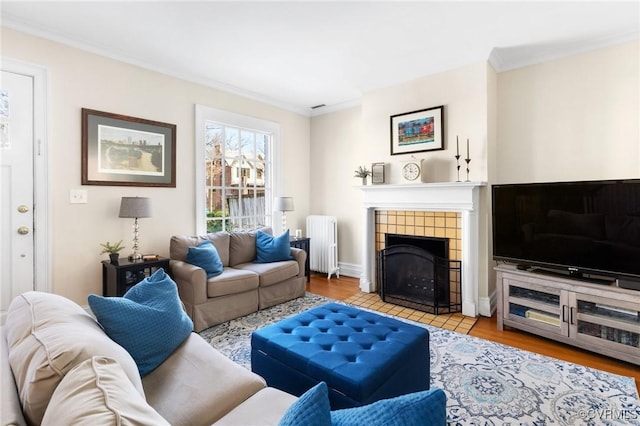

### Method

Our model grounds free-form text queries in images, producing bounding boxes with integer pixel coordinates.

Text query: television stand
[496,265,640,365]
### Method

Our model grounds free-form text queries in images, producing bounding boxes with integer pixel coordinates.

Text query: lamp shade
[119,197,152,218]
[274,197,294,212]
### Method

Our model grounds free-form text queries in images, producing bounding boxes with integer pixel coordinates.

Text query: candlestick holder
[455,154,461,182]
[465,157,471,182]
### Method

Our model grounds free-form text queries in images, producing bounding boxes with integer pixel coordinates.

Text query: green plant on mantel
[353,166,371,178]
[99,240,125,255]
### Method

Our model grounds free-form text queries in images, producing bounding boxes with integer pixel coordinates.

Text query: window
[195,106,281,234]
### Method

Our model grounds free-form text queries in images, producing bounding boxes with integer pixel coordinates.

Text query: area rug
[199,294,640,425]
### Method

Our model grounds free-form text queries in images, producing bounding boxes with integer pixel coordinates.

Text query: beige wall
[2,28,311,305]
[309,106,364,275]
[496,41,639,183]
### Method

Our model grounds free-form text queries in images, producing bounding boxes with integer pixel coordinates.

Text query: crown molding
[489,30,639,73]
[1,16,312,117]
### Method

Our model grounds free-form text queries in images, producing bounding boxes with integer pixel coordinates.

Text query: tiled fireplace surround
[359,182,485,317]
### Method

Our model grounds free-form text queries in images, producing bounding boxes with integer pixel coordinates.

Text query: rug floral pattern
[199,294,640,425]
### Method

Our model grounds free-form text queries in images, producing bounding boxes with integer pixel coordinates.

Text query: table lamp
[119,196,152,260]
[274,196,294,232]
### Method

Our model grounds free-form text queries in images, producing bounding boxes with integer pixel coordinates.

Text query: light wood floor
[306,273,640,393]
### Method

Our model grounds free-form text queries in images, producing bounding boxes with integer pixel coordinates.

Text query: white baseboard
[479,289,497,317]
[336,262,361,279]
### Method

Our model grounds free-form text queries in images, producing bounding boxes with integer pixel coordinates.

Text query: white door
[1,68,36,318]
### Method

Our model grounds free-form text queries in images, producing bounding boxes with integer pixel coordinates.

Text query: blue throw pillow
[330,388,447,426]
[255,229,294,263]
[279,382,331,426]
[88,268,193,377]
[186,240,223,278]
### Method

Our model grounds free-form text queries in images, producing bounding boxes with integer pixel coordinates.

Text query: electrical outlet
[69,189,88,204]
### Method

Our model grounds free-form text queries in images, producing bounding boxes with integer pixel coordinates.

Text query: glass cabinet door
[504,279,568,335]
[571,293,640,355]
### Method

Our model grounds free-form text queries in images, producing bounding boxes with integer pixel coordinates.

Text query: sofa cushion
[207,268,260,297]
[256,230,294,263]
[229,229,261,266]
[170,232,230,266]
[88,268,193,376]
[330,388,447,426]
[142,333,267,426]
[215,387,297,426]
[207,232,232,266]
[186,240,224,278]
[41,356,169,426]
[279,382,331,426]
[5,291,144,426]
[236,260,299,287]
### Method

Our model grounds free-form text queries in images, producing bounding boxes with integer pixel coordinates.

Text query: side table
[289,237,310,282]
[102,256,170,297]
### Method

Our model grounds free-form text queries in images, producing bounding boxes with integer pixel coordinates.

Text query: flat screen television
[491,179,640,282]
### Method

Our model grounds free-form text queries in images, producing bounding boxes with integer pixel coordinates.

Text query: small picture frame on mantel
[371,162,385,184]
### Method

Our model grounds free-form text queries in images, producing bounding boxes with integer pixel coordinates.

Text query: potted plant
[100,240,125,264]
[354,166,371,185]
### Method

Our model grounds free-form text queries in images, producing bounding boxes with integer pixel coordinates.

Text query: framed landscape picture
[81,108,176,187]
[390,105,444,155]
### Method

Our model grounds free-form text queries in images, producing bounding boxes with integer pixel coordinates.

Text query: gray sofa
[169,228,307,332]
[1,291,298,426]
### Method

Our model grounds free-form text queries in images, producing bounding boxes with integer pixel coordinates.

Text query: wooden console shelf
[496,265,640,365]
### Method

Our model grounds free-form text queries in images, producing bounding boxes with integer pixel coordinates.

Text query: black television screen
[492,179,640,280]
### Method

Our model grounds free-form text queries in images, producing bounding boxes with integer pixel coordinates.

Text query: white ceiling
[2,1,638,115]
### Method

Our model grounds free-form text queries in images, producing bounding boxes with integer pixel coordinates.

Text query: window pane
[202,117,272,232]
[255,160,265,185]
[206,124,224,158]
[226,128,239,155]
[241,130,256,159]
[206,189,228,222]
[257,134,267,160]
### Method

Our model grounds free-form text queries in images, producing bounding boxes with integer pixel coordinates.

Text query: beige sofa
[1,291,297,426]
[170,228,307,332]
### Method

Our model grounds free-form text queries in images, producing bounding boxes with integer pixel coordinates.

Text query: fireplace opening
[377,235,461,315]
[385,234,448,259]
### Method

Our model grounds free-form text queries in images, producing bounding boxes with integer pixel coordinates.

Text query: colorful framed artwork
[81,108,176,187]
[390,105,444,155]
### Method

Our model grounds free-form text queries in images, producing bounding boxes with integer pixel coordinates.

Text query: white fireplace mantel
[359,182,486,317]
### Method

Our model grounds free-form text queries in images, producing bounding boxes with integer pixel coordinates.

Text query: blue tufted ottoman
[251,303,430,409]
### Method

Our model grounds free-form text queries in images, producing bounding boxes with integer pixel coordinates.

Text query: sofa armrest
[290,248,306,279]
[1,328,27,426]
[170,260,208,308]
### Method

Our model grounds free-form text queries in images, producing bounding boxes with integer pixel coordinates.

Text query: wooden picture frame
[81,108,176,187]
[390,105,444,155]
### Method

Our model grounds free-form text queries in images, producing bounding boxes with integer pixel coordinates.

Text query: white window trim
[194,104,282,235]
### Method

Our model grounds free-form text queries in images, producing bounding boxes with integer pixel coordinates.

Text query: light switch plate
[69,189,88,204]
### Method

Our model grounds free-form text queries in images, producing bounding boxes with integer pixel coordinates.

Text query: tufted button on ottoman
[251,303,430,409]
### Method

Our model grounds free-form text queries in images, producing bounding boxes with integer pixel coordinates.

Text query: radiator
[306,215,340,279]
